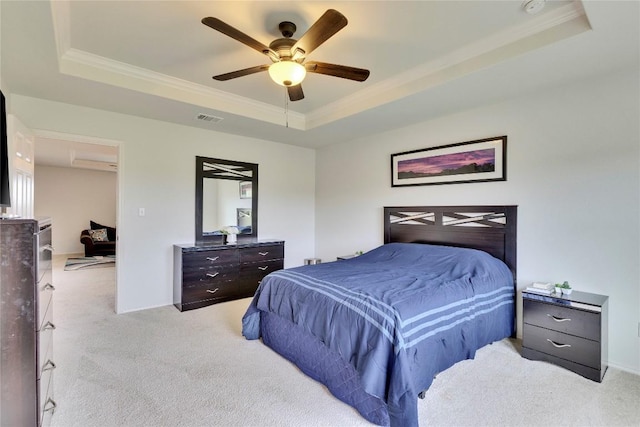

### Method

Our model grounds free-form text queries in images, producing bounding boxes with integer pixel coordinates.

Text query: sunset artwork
[397,148,495,179]
[391,136,506,187]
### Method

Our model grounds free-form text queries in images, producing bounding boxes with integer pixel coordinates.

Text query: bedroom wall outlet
[138,208,145,217]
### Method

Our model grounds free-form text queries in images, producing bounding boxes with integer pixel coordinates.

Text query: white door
[7,115,35,218]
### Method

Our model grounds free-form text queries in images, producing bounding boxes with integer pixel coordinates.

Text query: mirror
[195,156,258,243]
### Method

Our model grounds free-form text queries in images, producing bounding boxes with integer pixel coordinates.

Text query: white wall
[12,95,316,315]
[34,165,116,254]
[315,67,640,374]
[9,67,638,374]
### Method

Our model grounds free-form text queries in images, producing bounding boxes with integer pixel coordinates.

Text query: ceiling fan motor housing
[269,38,297,60]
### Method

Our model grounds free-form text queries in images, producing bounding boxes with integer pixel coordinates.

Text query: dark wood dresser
[0,218,56,426]
[522,290,608,382]
[173,240,284,311]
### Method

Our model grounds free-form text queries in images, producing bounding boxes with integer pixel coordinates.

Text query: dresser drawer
[38,319,55,379]
[38,370,55,427]
[182,264,238,287]
[183,249,238,269]
[182,280,251,304]
[240,259,284,283]
[38,336,55,382]
[523,323,601,369]
[523,299,601,341]
[241,245,284,263]
[37,227,53,283]
[38,268,53,292]
[37,296,54,332]
[38,282,54,331]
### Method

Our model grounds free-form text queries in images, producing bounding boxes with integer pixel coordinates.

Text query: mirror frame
[195,156,258,244]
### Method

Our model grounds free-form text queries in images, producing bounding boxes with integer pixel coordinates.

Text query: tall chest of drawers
[522,290,608,382]
[174,240,284,311]
[0,218,56,426]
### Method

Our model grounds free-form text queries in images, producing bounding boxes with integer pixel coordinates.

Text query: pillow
[88,228,109,242]
[90,221,116,241]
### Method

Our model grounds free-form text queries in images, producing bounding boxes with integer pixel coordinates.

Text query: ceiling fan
[201,9,370,102]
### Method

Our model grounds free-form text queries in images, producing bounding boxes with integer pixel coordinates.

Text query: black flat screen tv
[1,90,11,208]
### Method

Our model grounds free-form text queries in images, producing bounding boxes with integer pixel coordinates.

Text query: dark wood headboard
[384,205,517,283]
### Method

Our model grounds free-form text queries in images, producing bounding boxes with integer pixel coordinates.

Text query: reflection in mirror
[202,180,252,234]
[237,208,252,229]
[196,157,258,243]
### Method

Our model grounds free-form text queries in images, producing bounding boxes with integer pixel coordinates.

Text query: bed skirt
[260,310,391,426]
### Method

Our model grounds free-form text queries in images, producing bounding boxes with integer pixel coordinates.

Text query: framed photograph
[239,181,252,199]
[391,136,506,187]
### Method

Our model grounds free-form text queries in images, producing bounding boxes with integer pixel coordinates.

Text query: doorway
[32,129,122,313]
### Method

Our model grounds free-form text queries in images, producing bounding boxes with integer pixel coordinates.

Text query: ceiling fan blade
[287,85,304,102]
[202,17,274,57]
[305,61,370,82]
[213,65,270,81]
[291,9,347,57]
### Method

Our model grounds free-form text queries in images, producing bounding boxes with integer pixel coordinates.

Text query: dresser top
[523,289,608,312]
[175,239,284,252]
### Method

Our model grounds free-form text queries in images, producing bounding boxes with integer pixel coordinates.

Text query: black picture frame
[239,181,252,199]
[391,136,507,187]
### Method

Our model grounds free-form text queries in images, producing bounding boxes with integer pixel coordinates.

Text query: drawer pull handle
[44,283,56,291]
[547,314,571,322]
[42,244,54,252]
[43,398,57,413]
[43,321,56,331]
[546,339,571,349]
[258,266,269,271]
[206,256,220,261]
[206,272,219,278]
[258,252,269,256]
[42,360,57,372]
[206,288,219,294]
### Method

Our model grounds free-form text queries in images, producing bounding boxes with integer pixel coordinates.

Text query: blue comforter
[242,243,514,426]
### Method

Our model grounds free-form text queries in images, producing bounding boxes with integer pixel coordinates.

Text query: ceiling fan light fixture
[268,61,306,86]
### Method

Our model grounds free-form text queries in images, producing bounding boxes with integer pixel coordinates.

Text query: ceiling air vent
[196,113,223,123]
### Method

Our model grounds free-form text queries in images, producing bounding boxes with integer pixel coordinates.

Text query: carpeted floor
[50,255,640,427]
[64,255,116,271]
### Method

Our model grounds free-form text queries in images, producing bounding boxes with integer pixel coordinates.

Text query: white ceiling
[1,1,638,168]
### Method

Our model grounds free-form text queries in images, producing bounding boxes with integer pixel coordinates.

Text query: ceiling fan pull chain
[284,88,289,128]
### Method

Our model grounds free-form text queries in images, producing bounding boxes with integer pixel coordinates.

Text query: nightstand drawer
[523,299,600,341]
[523,324,601,369]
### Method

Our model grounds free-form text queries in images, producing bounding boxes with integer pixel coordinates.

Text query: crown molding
[49,1,589,133]
[58,48,306,130]
[49,0,71,61]
[49,1,305,130]
[306,1,590,129]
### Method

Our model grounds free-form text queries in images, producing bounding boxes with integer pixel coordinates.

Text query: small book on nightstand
[525,282,554,295]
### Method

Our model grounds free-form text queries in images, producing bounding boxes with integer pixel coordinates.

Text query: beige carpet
[50,255,640,427]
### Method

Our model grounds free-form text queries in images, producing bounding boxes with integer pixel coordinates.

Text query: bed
[242,205,517,427]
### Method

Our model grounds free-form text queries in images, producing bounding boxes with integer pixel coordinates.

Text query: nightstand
[336,254,357,260]
[522,290,608,382]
